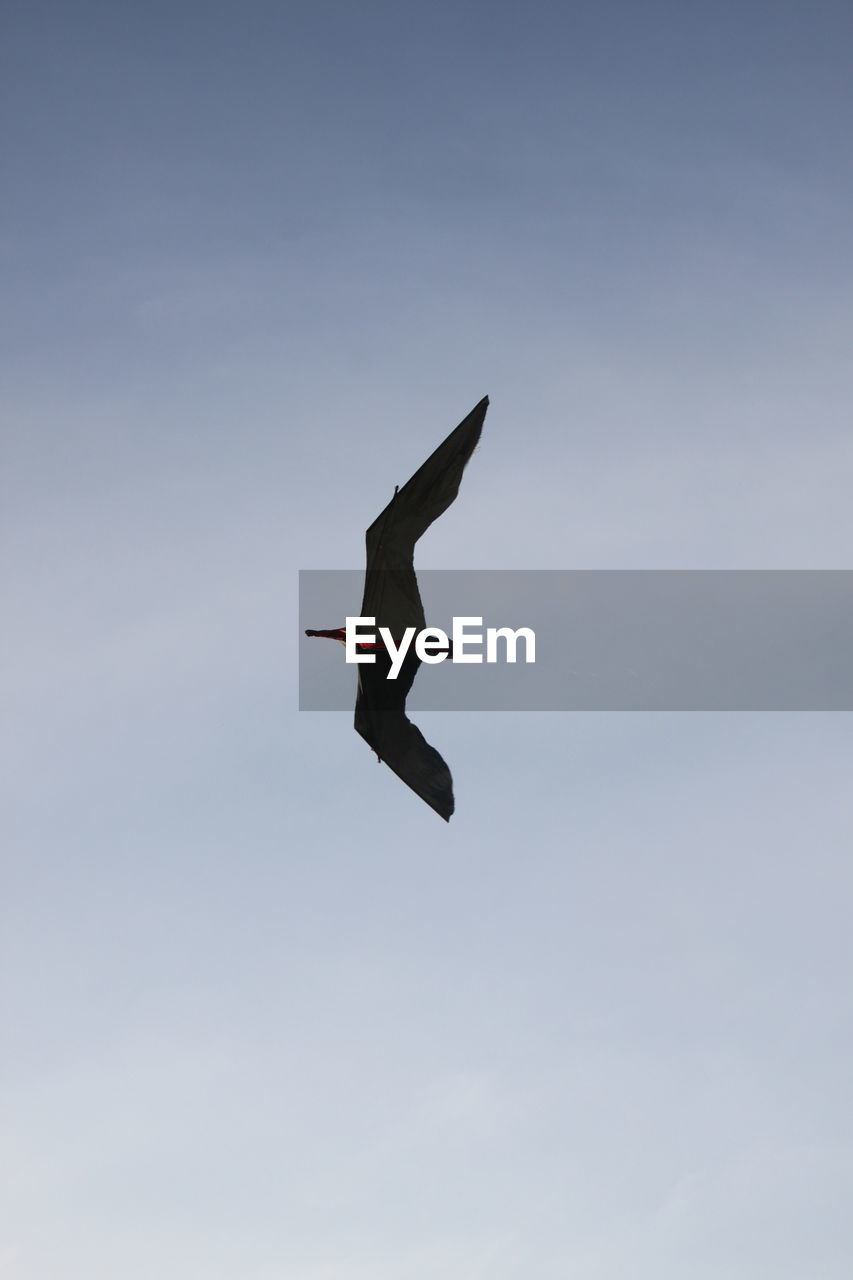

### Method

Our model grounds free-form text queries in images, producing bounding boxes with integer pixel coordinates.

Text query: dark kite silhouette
[305,396,489,820]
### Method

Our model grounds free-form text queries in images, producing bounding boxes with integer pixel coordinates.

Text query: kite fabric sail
[354,396,488,820]
[306,395,489,821]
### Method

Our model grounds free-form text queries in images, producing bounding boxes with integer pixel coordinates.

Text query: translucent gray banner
[299,571,853,710]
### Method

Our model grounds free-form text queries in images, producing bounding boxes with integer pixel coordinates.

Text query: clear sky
[3,2,852,1277]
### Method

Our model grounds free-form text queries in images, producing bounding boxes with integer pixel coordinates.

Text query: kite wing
[359,395,488,636]
[355,650,455,821]
[354,396,489,820]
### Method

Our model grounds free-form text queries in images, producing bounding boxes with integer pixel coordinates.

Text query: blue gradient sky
[3,3,852,1278]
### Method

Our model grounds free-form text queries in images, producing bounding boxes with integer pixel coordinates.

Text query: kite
[305,396,489,820]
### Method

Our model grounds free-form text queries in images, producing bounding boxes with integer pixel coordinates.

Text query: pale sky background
[2,2,853,1278]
